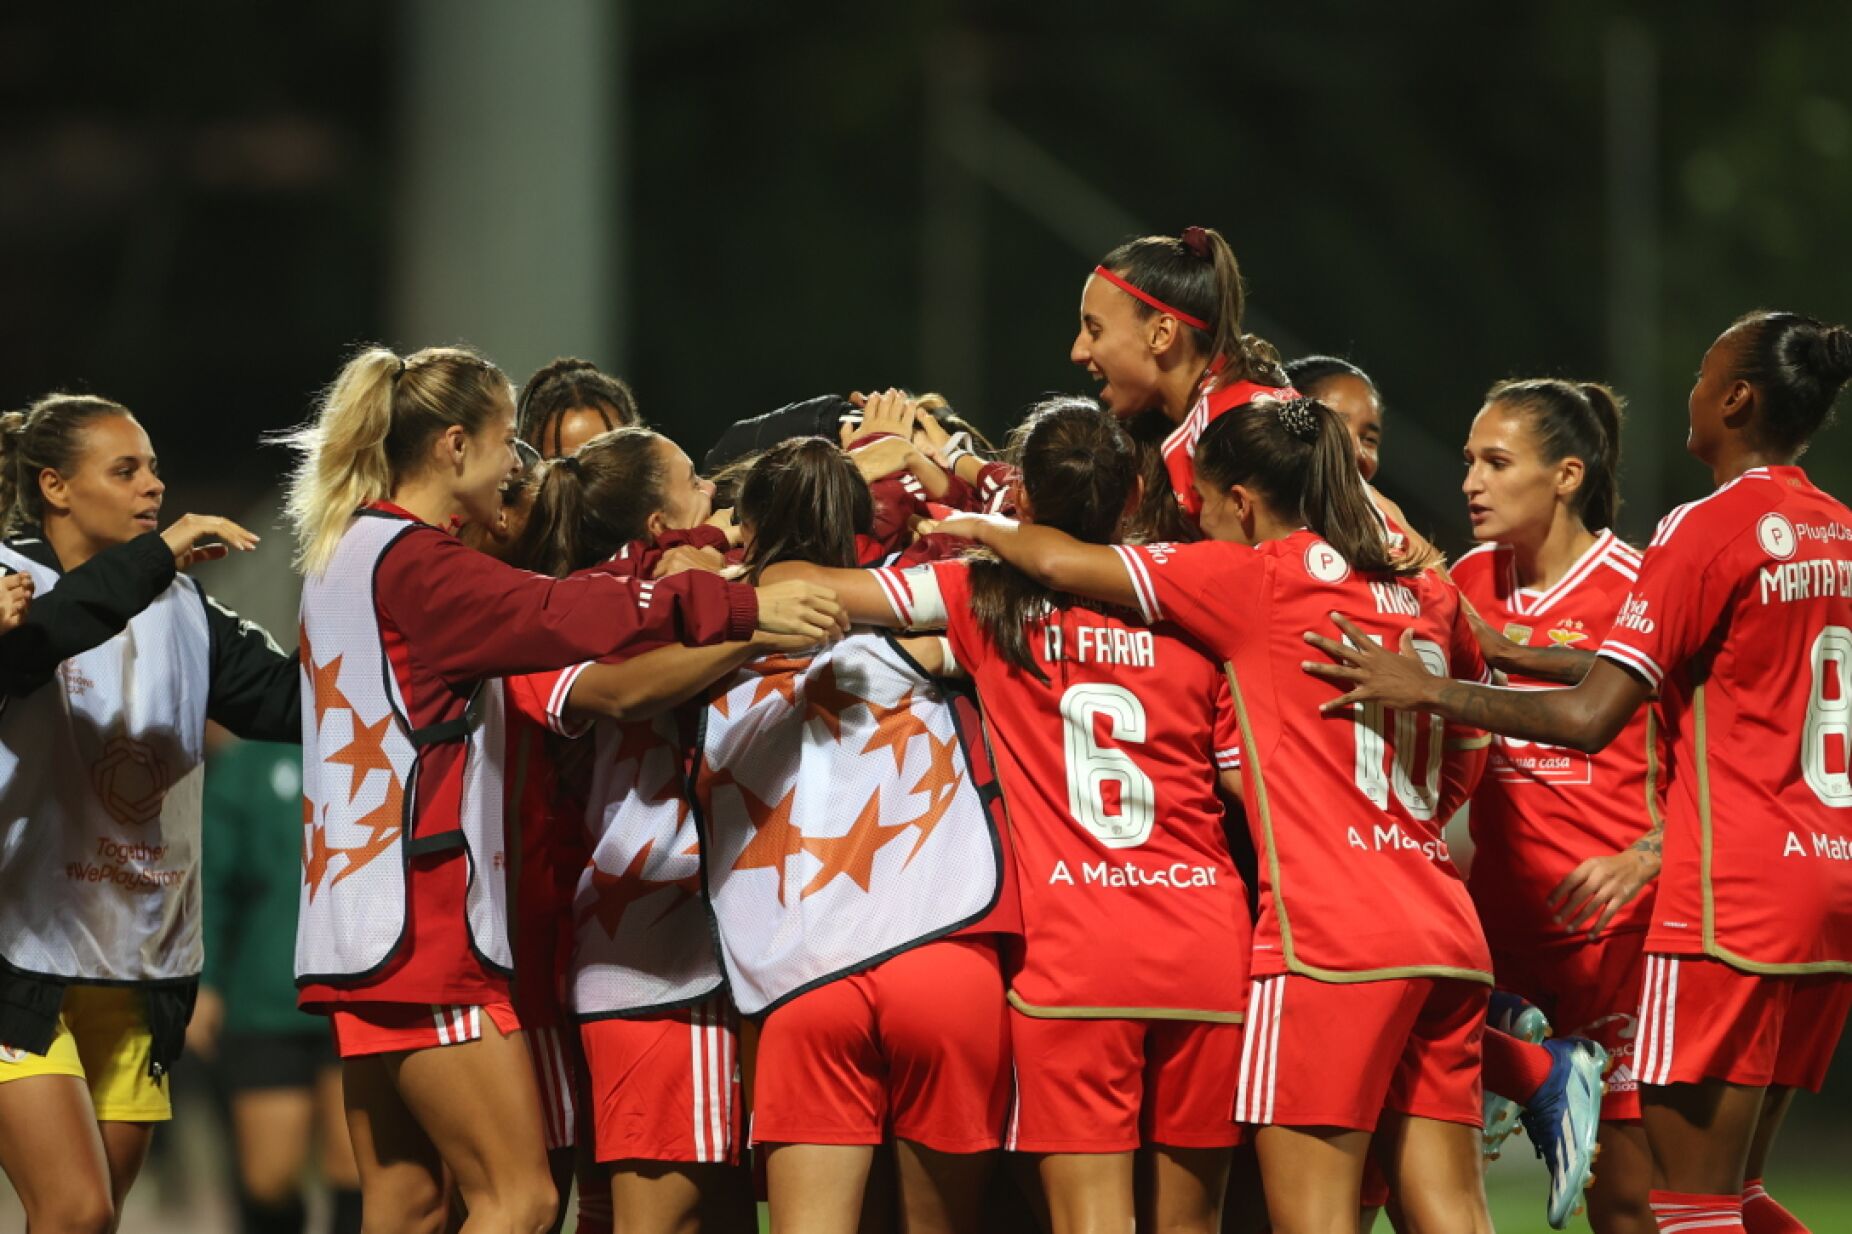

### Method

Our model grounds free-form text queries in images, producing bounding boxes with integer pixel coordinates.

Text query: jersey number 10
[1353,637,1449,820]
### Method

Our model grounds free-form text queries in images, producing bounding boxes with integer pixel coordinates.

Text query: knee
[359,1182,448,1234]
[27,1189,116,1234]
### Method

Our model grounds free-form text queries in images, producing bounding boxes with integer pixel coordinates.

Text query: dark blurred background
[4,5,1851,1229]
[6,3,1851,551]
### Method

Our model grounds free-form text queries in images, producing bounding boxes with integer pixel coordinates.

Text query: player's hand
[1461,595,1522,674]
[912,406,953,451]
[857,388,919,442]
[0,572,34,634]
[185,986,225,1060]
[651,545,728,579]
[1548,848,1659,937]
[161,513,260,569]
[850,435,919,483]
[752,580,849,644]
[748,627,827,655]
[1301,615,1440,713]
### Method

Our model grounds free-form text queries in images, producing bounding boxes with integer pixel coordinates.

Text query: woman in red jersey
[1069,226,1292,538]
[504,427,790,1234]
[1452,379,1663,1233]
[1306,311,1852,1234]
[772,399,1252,1234]
[279,345,845,1234]
[930,398,1498,1234]
[713,437,1009,1234]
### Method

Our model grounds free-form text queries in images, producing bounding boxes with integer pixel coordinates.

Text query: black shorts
[220,1029,338,1092]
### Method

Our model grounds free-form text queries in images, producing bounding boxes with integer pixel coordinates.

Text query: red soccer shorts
[524,1025,580,1152]
[751,937,1009,1154]
[1236,974,1486,1132]
[1006,1011,1243,1152]
[580,997,740,1164]
[1493,930,1648,1120]
[1634,954,1852,1091]
[329,1001,523,1059]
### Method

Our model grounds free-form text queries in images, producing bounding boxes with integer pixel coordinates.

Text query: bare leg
[95,1120,154,1231]
[1036,1152,1134,1234]
[1744,1086,1796,1182]
[390,1023,560,1233]
[232,1088,316,1204]
[894,1141,994,1234]
[1136,1145,1232,1234]
[0,1074,117,1234]
[609,1160,757,1234]
[1374,1113,1491,1234]
[765,1143,876,1234]
[1254,1124,1370,1234]
[1641,1080,1764,1195]
[1585,1121,1655,1234]
[344,1054,449,1234]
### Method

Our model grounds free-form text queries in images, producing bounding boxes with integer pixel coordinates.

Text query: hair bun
[1276,397,1322,443]
[1821,325,1852,385]
[1180,226,1212,259]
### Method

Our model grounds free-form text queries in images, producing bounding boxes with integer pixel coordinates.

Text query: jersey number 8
[1803,625,1852,808]
[1060,683,1156,849]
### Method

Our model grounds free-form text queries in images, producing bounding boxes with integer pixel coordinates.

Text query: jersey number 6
[1060,683,1156,849]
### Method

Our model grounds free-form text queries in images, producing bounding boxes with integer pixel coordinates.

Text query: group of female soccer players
[1,223,1849,1234]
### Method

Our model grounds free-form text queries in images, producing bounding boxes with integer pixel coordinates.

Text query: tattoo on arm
[1630,815,1665,858]
[1430,679,1586,749]
[1501,642,1596,686]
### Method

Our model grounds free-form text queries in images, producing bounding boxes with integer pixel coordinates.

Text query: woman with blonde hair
[281,344,845,1234]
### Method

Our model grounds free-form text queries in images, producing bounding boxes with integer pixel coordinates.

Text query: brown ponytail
[505,428,669,577]
[968,398,1140,682]
[0,394,133,537]
[1099,225,1286,388]
[1194,396,1408,577]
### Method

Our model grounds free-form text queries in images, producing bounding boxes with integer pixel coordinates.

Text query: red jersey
[873,559,1249,1019]
[502,667,591,1026]
[1161,375,1296,518]
[1596,466,1852,973]
[1453,531,1667,946]
[298,504,757,1011]
[1118,533,1493,983]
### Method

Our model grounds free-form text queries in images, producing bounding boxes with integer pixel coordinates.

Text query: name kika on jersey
[1041,622,1157,669]
[1369,581,1422,617]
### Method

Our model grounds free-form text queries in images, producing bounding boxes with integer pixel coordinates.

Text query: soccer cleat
[1520,1036,1608,1230]
[1482,992,1551,1160]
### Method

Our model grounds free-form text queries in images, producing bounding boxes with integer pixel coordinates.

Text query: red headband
[1091,265,1210,332]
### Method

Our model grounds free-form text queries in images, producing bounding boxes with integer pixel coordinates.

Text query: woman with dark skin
[1304,311,1852,1234]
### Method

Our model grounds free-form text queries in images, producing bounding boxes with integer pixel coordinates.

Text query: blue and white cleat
[1520,1036,1608,1230]
[1482,992,1551,1161]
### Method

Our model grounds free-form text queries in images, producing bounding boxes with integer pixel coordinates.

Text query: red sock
[1481,1026,1555,1103]
[1651,1189,1744,1232]
[1743,1178,1810,1234]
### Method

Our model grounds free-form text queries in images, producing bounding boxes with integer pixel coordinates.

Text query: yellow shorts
[0,986,171,1121]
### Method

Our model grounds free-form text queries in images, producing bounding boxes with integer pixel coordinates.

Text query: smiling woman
[0,390,300,1234]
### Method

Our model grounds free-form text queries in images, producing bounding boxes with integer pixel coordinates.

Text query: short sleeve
[1596,511,1731,690]
[1211,668,1242,770]
[505,665,592,738]
[869,562,956,631]
[1114,540,1255,649]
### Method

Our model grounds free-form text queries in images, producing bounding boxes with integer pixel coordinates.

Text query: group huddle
[2,223,1850,1234]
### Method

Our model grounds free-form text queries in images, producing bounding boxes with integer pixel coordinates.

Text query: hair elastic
[1091,265,1210,332]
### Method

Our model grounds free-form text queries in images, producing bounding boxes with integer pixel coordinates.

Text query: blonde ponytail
[278,343,512,575]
